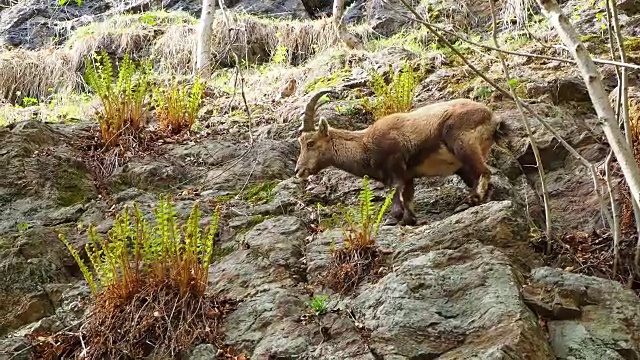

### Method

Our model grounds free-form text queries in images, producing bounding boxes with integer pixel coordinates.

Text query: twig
[79,331,87,358]
[388,9,640,71]
[535,0,640,212]
[489,0,553,249]
[605,0,640,284]
[232,52,254,144]
[235,161,258,200]
[605,149,621,277]
[8,320,84,359]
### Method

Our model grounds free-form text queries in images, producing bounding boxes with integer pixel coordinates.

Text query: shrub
[363,61,422,119]
[153,76,205,135]
[323,176,395,293]
[51,196,234,359]
[83,50,152,148]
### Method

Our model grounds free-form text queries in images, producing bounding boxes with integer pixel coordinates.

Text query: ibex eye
[307,141,315,148]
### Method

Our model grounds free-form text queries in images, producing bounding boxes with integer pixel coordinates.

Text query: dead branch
[489,0,553,248]
[404,17,640,71]
[535,0,640,212]
[605,149,621,277]
[605,0,640,282]
[332,0,364,50]
[603,0,625,280]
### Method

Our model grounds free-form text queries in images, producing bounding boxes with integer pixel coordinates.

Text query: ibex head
[294,88,338,179]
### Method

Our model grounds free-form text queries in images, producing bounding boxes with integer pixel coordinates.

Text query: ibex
[294,88,507,226]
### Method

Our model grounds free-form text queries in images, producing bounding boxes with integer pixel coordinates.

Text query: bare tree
[488,0,552,250]
[535,0,640,211]
[196,0,216,79]
[332,0,364,50]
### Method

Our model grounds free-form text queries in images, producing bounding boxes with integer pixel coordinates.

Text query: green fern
[153,76,205,134]
[83,50,152,148]
[333,176,396,250]
[59,233,98,294]
[363,60,423,119]
[59,195,222,299]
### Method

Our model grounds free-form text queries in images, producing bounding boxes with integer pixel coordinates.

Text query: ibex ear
[318,117,329,137]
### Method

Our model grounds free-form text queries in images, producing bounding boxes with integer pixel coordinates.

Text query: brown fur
[295,91,504,226]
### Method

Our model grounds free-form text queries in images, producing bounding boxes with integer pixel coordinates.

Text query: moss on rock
[0,225,75,336]
[53,159,97,207]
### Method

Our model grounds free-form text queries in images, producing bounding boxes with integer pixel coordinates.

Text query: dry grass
[0,49,79,103]
[151,24,197,75]
[0,90,95,126]
[65,10,196,71]
[28,278,238,359]
[1,9,372,106]
[323,234,387,294]
[152,11,358,75]
[501,0,535,29]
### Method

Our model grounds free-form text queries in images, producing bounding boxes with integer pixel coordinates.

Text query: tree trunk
[333,0,345,23]
[536,0,640,209]
[332,0,363,50]
[196,0,216,79]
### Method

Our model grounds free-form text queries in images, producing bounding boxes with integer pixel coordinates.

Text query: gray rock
[525,77,592,105]
[221,288,310,355]
[365,0,415,37]
[232,0,310,19]
[207,216,308,298]
[303,199,552,359]
[0,225,77,336]
[108,158,190,193]
[186,343,218,360]
[618,0,640,15]
[0,121,97,234]
[351,246,553,359]
[0,335,31,360]
[0,0,111,49]
[308,200,541,285]
[168,139,298,193]
[528,267,640,360]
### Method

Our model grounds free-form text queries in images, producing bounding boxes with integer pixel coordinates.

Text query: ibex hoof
[454,193,480,213]
[465,193,482,206]
[400,216,417,226]
[383,218,400,226]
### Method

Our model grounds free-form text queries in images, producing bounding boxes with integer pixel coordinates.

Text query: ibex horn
[300,88,337,132]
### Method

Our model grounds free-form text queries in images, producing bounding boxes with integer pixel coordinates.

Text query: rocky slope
[2,0,640,359]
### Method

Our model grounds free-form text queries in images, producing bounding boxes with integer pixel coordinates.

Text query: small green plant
[139,12,158,25]
[19,96,38,107]
[306,294,329,316]
[336,101,363,116]
[83,50,152,148]
[153,76,205,134]
[17,222,30,233]
[335,176,395,248]
[323,176,395,293]
[474,85,492,100]
[239,180,278,204]
[59,0,82,6]
[271,45,288,64]
[54,196,229,359]
[363,61,422,119]
[304,67,352,94]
